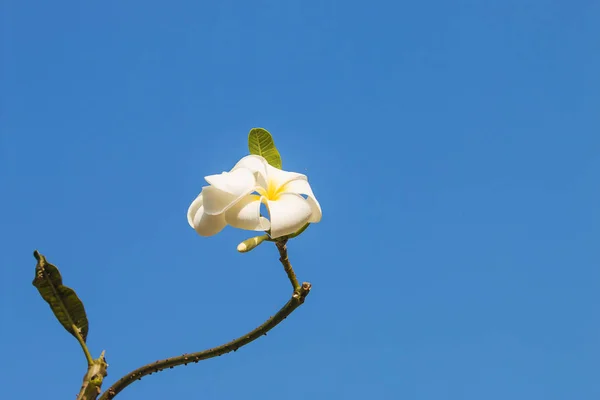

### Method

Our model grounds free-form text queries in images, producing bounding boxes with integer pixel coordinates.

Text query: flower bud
[237,235,268,253]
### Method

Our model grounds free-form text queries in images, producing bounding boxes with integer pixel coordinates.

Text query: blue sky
[2,1,599,399]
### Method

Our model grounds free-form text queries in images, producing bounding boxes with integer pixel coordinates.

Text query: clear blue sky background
[2,1,599,399]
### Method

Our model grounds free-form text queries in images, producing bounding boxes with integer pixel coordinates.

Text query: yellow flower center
[256,179,286,201]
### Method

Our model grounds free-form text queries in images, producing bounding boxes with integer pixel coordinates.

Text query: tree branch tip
[98,350,107,363]
[33,250,42,261]
[293,282,311,302]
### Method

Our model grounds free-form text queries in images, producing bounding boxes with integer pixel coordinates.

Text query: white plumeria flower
[187,155,321,239]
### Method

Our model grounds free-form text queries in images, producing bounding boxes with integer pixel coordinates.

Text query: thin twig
[275,240,300,291]
[99,243,310,399]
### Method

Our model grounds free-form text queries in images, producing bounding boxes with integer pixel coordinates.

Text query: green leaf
[32,250,89,342]
[248,127,282,169]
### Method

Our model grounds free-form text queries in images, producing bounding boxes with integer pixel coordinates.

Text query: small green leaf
[248,128,282,169]
[32,250,89,342]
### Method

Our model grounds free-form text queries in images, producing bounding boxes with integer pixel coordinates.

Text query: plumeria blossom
[187,155,321,239]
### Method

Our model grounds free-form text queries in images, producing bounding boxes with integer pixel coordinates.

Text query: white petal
[225,194,271,231]
[187,194,204,228]
[204,168,256,196]
[232,155,269,188]
[281,179,322,223]
[232,155,306,191]
[202,167,258,215]
[267,193,312,238]
[187,193,227,236]
[193,207,227,236]
[201,186,238,215]
[265,163,306,188]
[232,155,269,175]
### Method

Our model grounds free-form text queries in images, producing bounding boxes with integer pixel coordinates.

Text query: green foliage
[248,127,282,169]
[32,250,89,342]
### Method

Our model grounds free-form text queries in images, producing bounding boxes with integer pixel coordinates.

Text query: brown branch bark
[98,282,310,399]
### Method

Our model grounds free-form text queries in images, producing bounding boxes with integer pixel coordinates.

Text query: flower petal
[201,186,239,215]
[187,194,204,228]
[232,155,269,174]
[265,163,306,188]
[232,155,269,188]
[281,179,322,223]
[267,193,312,238]
[232,155,306,190]
[225,194,271,231]
[193,208,227,237]
[187,193,227,236]
[204,168,256,196]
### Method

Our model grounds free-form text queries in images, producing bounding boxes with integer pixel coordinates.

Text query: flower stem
[275,240,300,292]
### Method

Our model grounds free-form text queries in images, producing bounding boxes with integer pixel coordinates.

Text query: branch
[97,241,310,399]
[76,351,108,400]
[99,282,310,399]
[275,240,300,291]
